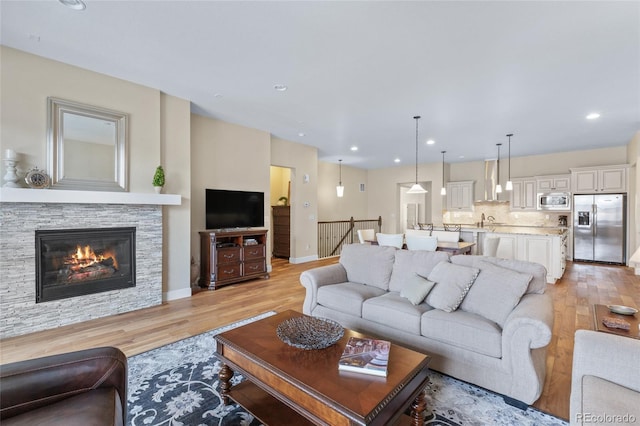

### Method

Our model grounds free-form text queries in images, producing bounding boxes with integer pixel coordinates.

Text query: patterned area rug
[127,311,567,426]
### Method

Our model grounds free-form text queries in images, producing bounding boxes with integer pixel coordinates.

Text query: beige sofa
[570,330,640,425]
[300,243,554,407]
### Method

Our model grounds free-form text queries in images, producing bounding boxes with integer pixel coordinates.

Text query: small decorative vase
[154,186,163,194]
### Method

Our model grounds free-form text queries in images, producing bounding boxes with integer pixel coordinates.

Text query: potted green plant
[153,166,165,193]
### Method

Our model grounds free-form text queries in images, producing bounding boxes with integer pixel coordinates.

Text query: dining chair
[357,229,376,244]
[483,237,500,257]
[405,234,438,251]
[375,233,404,249]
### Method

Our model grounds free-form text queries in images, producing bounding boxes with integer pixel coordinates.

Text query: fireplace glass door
[36,227,136,302]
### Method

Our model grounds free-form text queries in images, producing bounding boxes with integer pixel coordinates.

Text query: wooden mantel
[0,187,181,205]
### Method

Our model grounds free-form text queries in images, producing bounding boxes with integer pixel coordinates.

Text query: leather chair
[0,346,127,426]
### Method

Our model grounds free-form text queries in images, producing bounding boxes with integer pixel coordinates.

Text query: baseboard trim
[289,254,319,264]
[163,287,192,302]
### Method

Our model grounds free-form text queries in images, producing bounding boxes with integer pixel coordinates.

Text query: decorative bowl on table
[276,316,344,350]
[607,305,638,316]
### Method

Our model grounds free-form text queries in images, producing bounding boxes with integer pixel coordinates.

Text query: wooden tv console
[199,229,269,290]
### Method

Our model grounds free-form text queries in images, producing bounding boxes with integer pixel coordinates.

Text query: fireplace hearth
[35,227,136,303]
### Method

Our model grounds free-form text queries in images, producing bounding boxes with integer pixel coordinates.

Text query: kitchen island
[433,224,568,284]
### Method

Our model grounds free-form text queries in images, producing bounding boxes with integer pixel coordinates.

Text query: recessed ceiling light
[274,84,288,92]
[59,0,86,10]
[298,132,305,137]
[213,93,223,98]
[394,158,401,163]
[350,146,358,151]
[458,155,465,159]
[426,139,435,145]
[586,112,600,120]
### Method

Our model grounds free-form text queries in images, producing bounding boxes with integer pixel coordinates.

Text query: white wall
[367,163,444,233]
[271,136,319,263]
[190,115,271,268]
[627,131,639,256]
[161,93,192,299]
[317,161,368,222]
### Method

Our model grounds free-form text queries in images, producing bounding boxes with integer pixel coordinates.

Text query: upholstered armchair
[570,330,640,425]
[0,346,127,425]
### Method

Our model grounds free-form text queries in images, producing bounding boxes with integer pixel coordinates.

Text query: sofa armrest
[503,292,554,349]
[0,346,127,420]
[570,329,640,424]
[300,263,348,314]
[499,292,554,404]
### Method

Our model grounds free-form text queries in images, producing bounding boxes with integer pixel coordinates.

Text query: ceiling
[1,1,639,169]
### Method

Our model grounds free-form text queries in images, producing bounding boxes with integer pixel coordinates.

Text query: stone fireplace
[0,189,179,339]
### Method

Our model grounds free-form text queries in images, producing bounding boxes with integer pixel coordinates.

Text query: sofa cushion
[459,261,532,327]
[451,255,547,294]
[363,292,433,335]
[421,309,502,358]
[400,274,437,305]
[425,261,479,312]
[388,250,450,293]
[339,244,397,290]
[317,282,386,317]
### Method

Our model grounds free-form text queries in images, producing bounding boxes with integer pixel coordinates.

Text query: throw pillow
[400,273,436,305]
[459,260,532,327]
[425,261,480,312]
[339,244,396,290]
[388,250,450,292]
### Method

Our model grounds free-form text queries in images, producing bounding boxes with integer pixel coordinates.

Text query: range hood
[477,159,509,203]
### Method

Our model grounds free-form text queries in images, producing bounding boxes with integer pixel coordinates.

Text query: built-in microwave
[538,192,571,211]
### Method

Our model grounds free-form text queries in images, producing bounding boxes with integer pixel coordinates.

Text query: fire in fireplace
[35,227,136,302]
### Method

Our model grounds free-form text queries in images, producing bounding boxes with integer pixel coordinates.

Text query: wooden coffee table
[215,310,431,425]
[593,304,640,340]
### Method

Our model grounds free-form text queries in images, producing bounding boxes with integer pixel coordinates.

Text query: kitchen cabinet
[509,178,537,211]
[446,181,474,211]
[484,231,567,284]
[570,165,628,193]
[536,174,570,191]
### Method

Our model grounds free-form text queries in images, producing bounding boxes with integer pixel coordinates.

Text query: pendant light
[336,159,344,197]
[440,151,447,195]
[495,143,503,194]
[505,133,513,191]
[407,115,427,194]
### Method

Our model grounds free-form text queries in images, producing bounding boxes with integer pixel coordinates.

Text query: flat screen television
[205,189,265,230]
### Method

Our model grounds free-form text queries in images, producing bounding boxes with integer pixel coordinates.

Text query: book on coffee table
[338,337,390,377]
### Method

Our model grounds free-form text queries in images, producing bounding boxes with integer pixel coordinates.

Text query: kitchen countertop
[436,224,568,236]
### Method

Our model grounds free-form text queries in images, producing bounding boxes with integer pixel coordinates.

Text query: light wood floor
[1,257,638,421]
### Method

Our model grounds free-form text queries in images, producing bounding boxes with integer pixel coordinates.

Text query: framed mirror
[48,97,128,191]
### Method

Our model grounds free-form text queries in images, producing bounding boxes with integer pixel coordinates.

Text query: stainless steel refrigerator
[573,194,626,264]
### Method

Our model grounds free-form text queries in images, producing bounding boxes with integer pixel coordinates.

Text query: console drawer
[217,247,241,264]
[244,244,265,260]
[217,264,242,280]
[244,259,266,275]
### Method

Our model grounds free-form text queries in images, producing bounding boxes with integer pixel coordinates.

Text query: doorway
[398,182,432,233]
[270,166,292,261]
